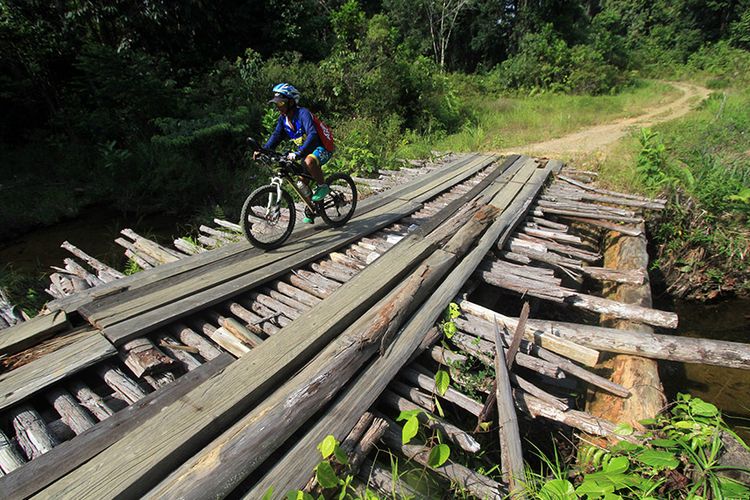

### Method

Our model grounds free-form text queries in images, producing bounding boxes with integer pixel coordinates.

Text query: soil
[495,81,711,158]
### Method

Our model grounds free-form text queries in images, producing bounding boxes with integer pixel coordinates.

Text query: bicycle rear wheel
[319,173,357,227]
[240,185,296,249]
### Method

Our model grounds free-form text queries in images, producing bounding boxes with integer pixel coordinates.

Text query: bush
[566,45,620,95]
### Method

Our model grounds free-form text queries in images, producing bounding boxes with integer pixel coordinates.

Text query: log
[153,332,202,371]
[67,380,115,421]
[0,430,25,474]
[172,324,222,360]
[63,258,104,287]
[120,228,185,263]
[45,388,96,435]
[0,354,234,499]
[399,366,484,416]
[356,458,423,499]
[95,364,149,404]
[558,215,643,237]
[458,301,599,366]
[63,241,125,279]
[346,416,388,474]
[494,327,525,494]
[557,175,666,205]
[213,218,242,232]
[379,389,481,453]
[585,225,666,436]
[118,337,174,377]
[11,406,59,459]
[389,380,435,411]
[380,421,504,499]
[173,238,205,255]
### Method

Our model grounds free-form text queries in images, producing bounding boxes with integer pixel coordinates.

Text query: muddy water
[0,206,183,276]
[660,297,750,442]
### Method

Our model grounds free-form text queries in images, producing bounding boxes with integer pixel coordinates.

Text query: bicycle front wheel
[240,185,296,249]
[319,173,357,227]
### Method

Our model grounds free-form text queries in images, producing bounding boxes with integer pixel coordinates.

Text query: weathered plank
[100,199,422,345]
[36,222,448,498]
[0,311,69,357]
[0,329,116,411]
[0,354,234,499]
[248,160,556,494]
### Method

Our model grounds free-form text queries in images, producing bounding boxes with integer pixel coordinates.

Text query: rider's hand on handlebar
[252,151,261,161]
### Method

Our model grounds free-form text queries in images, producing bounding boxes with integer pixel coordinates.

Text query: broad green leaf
[611,440,640,453]
[317,435,337,459]
[613,422,634,436]
[689,398,719,417]
[650,438,679,448]
[261,486,274,500]
[402,416,419,444]
[315,461,340,489]
[636,449,680,469]
[604,456,629,475]
[540,479,576,499]
[435,370,450,396]
[638,418,658,426]
[427,443,451,468]
[333,443,349,465]
[576,478,615,497]
[396,409,422,422]
[478,421,491,432]
[674,420,696,429]
[443,321,457,338]
[286,491,314,500]
[603,494,623,500]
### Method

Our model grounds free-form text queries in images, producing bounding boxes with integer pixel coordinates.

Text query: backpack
[311,113,335,152]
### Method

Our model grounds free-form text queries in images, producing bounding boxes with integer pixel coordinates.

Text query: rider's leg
[306,148,333,202]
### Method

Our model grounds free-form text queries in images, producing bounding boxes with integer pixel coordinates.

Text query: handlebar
[247,137,303,174]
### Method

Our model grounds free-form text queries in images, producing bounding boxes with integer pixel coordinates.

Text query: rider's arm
[295,108,321,158]
[263,117,285,150]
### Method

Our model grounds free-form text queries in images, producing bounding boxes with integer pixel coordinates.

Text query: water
[0,206,183,280]
[660,297,750,442]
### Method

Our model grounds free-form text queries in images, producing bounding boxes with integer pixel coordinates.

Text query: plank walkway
[0,153,740,498]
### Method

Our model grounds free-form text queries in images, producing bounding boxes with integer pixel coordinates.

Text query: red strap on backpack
[311,113,335,152]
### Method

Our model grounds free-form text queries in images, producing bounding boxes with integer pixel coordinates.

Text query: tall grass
[398,80,678,156]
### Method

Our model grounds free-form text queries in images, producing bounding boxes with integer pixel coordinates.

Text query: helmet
[269,83,300,104]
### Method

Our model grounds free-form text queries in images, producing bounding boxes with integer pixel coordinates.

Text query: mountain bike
[240,138,357,250]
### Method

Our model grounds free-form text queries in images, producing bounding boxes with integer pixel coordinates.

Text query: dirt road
[498,82,711,157]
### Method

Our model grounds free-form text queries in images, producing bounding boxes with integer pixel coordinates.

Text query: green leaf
[604,456,629,475]
[650,438,679,448]
[315,461,340,489]
[442,321,457,338]
[317,435,337,459]
[718,477,750,498]
[611,441,640,453]
[427,443,451,468]
[261,486,274,500]
[435,370,450,396]
[333,443,349,465]
[540,479,576,499]
[689,398,719,417]
[636,449,680,470]
[639,418,658,426]
[478,421,491,432]
[396,409,422,422]
[402,416,419,444]
[613,422,634,436]
[576,478,615,497]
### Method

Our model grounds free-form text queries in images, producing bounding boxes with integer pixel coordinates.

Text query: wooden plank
[0,330,116,411]
[101,199,421,345]
[48,154,481,318]
[0,354,233,499]
[248,163,555,493]
[37,224,447,498]
[0,311,69,356]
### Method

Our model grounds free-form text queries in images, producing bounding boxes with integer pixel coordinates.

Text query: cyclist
[255,83,333,224]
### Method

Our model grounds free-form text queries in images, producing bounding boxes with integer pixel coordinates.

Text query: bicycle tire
[240,185,296,249]
[318,173,358,227]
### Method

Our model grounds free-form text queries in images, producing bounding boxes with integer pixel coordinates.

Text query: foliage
[528,394,750,499]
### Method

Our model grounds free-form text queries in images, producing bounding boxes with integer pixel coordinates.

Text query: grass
[398,79,679,156]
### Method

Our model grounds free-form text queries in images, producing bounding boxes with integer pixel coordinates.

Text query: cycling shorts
[307,146,333,166]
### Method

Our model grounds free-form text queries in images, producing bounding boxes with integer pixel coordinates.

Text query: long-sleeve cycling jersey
[263,107,322,158]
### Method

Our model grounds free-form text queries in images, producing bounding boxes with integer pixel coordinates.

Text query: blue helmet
[269,83,300,104]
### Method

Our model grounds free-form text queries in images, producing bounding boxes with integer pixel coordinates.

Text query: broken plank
[0,311,70,357]
[0,330,116,411]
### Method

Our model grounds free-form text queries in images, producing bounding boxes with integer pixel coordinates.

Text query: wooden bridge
[1,153,748,498]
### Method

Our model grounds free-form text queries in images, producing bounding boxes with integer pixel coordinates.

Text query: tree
[424,0,474,70]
